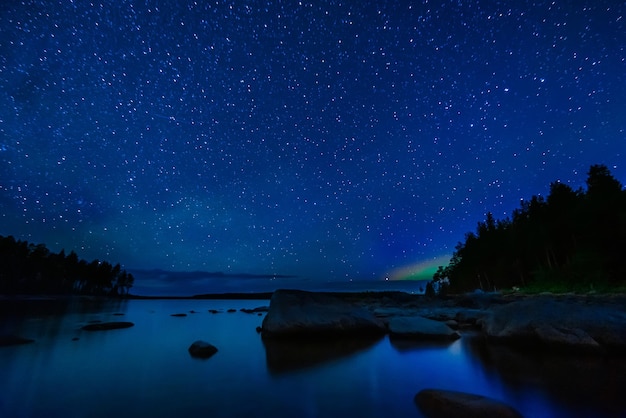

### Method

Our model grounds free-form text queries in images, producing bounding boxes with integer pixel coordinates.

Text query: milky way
[1,1,624,285]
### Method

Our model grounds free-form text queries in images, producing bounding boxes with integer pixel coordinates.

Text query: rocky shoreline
[261,289,626,355]
[260,289,626,417]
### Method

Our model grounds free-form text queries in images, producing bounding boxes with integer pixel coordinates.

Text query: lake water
[1,298,624,418]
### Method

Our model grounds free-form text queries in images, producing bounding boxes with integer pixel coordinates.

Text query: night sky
[1,1,625,290]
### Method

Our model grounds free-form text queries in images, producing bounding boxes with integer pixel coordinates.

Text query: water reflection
[263,335,382,375]
[1,300,623,418]
[463,334,626,417]
[0,297,129,344]
[389,337,458,352]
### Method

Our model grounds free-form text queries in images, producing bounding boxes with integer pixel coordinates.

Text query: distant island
[429,164,626,295]
[128,268,297,280]
[0,235,133,297]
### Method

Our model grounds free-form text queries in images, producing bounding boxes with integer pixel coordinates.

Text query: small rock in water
[113,313,125,316]
[171,313,187,317]
[208,309,220,314]
[188,340,218,359]
[240,306,270,314]
[227,309,237,313]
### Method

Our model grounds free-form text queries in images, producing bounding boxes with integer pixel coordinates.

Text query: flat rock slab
[415,389,523,418]
[389,316,460,340]
[480,297,626,352]
[81,321,134,331]
[188,340,218,359]
[262,289,386,338]
[0,335,35,347]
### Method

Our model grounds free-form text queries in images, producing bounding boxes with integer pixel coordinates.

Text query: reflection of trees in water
[0,297,128,317]
[463,335,626,417]
[262,335,382,375]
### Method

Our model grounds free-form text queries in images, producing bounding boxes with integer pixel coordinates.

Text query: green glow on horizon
[386,255,451,281]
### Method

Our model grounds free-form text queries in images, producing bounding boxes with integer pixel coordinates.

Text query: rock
[372,307,409,318]
[533,324,600,351]
[81,321,134,331]
[445,319,459,330]
[455,310,483,327]
[261,289,386,338]
[113,313,125,316]
[414,389,523,418]
[208,309,220,314]
[453,292,506,309]
[227,309,237,313]
[240,306,269,314]
[479,296,626,353]
[171,313,187,317]
[0,335,35,347]
[188,340,218,359]
[388,316,460,340]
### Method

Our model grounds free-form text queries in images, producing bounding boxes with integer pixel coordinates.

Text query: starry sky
[1,1,625,290]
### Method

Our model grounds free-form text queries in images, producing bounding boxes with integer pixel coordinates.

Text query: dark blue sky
[1,1,624,285]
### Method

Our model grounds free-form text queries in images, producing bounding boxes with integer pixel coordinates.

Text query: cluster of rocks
[260,289,626,355]
[260,289,462,341]
[259,289,626,418]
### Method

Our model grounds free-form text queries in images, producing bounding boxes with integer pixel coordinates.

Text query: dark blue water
[1,299,624,418]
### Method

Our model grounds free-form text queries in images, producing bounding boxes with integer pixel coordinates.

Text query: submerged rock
[388,316,460,340]
[188,340,218,359]
[81,321,134,331]
[261,289,386,338]
[414,389,522,418]
[170,313,187,317]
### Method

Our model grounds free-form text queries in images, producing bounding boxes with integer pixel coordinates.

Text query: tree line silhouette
[0,235,133,297]
[431,164,626,294]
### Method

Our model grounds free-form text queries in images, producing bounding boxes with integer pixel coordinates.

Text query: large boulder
[388,316,460,340]
[479,296,626,353]
[415,389,523,418]
[261,289,386,338]
[188,340,218,359]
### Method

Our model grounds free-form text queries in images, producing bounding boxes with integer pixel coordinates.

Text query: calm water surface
[1,299,624,418]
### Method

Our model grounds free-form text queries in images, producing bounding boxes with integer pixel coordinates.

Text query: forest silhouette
[0,236,133,297]
[431,164,626,294]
